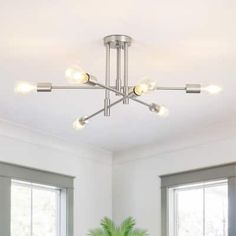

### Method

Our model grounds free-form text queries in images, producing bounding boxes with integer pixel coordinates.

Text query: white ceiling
[0,0,236,152]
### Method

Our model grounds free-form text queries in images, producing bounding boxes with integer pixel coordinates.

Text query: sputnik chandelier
[15,35,222,130]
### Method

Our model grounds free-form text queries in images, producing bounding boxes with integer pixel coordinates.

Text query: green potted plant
[88,217,148,236]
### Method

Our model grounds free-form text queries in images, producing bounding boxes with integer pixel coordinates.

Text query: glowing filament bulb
[203,85,222,94]
[65,66,89,84]
[73,117,88,130]
[134,78,157,96]
[15,82,36,94]
[149,104,169,117]
[157,106,169,117]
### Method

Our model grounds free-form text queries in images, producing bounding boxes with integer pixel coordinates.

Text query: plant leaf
[101,217,116,236]
[120,217,135,236]
[88,228,106,236]
[130,229,149,236]
[88,217,148,236]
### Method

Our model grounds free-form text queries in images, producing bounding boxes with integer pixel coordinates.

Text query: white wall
[2,118,236,236]
[113,136,236,236]
[0,120,113,236]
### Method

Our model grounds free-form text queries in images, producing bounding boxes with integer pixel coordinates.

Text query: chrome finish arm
[123,42,129,104]
[95,82,150,108]
[84,92,135,121]
[49,85,186,90]
[116,47,122,95]
[156,86,186,91]
[156,84,201,93]
[38,83,201,95]
[104,43,111,116]
[37,82,151,107]
[51,85,107,89]
[39,84,201,92]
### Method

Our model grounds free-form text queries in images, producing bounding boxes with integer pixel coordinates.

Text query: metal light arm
[83,92,159,122]
[37,81,151,108]
[104,43,111,116]
[156,86,186,91]
[155,84,201,93]
[84,92,135,121]
[37,83,201,93]
[94,82,150,107]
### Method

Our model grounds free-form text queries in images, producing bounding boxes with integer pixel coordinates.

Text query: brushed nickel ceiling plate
[103,35,132,49]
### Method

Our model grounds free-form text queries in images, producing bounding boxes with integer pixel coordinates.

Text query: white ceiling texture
[0,0,236,152]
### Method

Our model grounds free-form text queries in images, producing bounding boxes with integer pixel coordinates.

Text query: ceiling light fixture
[15,35,222,129]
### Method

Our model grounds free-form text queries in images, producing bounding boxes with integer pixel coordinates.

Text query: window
[0,162,74,236]
[168,180,228,236]
[160,163,236,236]
[11,180,61,236]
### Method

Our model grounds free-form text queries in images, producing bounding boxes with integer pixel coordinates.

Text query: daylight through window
[11,180,61,236]
[168,180,228,236]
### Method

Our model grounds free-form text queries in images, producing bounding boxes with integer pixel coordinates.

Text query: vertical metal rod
[104,43,111,116]
[116,47,121,95]
[123,42,129,104]
[85,92,135,121]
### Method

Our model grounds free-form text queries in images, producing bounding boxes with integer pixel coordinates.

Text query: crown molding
[0,119,112,165]
[114,119,236,164]
[1,118,235,166]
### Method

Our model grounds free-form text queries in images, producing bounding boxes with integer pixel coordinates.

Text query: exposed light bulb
[65,66,89,84]
[134,83,149,96]
[157,106,169,117]
[73,117,88,130]
[134,79,158,96]
[203,85,222,94]
[15,82,36,94]
[149,103,169,117]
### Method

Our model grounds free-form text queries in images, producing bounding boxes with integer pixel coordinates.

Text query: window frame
[160,163,236,236]
[168,179,228,236]
[0,161,74,236]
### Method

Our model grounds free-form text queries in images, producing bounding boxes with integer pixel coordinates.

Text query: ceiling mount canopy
[103,34,132,48]
[15,34,222,130]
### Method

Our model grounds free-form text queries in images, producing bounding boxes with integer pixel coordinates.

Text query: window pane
[169,180,228,236]
[32,188,58,236]
[205,184,228,236]
[11,181,60,236]
[176,188,203,236]
[11,183,31,236]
